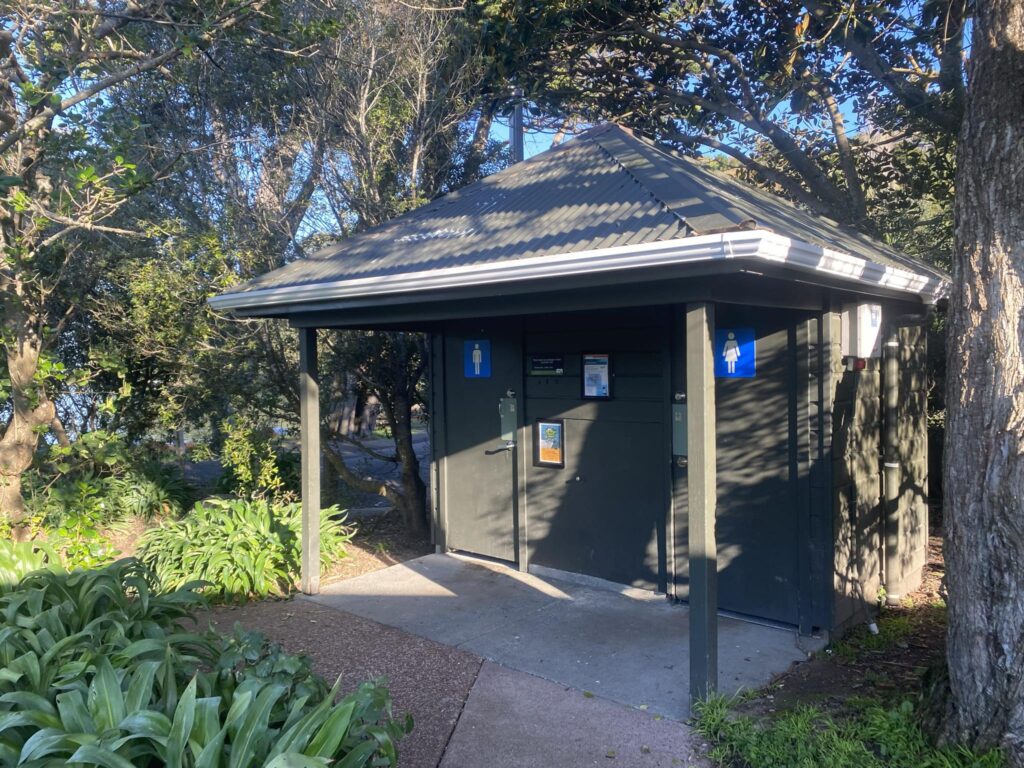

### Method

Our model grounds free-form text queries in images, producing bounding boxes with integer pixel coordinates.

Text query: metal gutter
[208,230,948,314]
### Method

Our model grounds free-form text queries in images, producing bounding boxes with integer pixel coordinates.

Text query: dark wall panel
[523,307,669,590]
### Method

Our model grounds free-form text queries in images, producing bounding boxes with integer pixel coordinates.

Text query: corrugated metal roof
[215,123,947,306]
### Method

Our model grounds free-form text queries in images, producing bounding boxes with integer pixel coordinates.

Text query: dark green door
[713,306,803,625]
[671,304,808,625]
[442,321,521,562]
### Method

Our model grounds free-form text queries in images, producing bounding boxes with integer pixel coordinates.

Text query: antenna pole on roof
[511,89,524,164]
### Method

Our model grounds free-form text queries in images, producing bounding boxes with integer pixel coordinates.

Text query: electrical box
[498,398,517,443]
[841,303,883,359]
[672,404,688,457]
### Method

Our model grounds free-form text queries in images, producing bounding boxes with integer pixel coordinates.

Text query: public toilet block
[211,124,948,698]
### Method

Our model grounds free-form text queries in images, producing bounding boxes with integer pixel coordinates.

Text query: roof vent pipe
[882,329,902,604]
[511,90,525,164]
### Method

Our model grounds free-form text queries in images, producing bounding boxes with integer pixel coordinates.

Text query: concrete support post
[299,327,321,595]
[686,302,718,705]
[882,330,901,602]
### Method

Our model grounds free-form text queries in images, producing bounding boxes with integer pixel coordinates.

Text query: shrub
[109,459,195,519]
[217,418,299,502]
[0,539,61,587]
[0,560,407,767]
[36,476,121,569]
[137,498,353,601]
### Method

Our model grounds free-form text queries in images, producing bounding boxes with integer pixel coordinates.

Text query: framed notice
[581,353,611,399]
[528,355,565,376]
[533,418,565,468]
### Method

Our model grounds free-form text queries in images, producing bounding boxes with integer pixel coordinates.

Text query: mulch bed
[323,509,434,583]
[199,600,482,768]
[194,508,471,768]
[735,534,947,718]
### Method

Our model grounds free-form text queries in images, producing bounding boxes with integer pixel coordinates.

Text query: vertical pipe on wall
[882,330,901,603]
[686,302,718,705]
[299,327,321,595]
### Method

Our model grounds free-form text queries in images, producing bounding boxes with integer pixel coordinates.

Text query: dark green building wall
[428,300,930,635]
[894,321,930,595]
[829,314,930,633]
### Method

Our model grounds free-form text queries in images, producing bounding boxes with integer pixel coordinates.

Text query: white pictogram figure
[722,332,740,374]
[472,343,483,375]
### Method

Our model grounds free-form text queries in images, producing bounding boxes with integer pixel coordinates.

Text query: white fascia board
[208,230,947,312]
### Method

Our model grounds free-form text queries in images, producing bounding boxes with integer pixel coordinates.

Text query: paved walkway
[309,553,814,721]
[441,662,708,768]
[218,555,816,766]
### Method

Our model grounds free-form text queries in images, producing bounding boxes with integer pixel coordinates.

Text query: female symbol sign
[714,328,756,378]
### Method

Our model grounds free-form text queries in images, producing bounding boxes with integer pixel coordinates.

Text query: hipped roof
[211,123,948,315]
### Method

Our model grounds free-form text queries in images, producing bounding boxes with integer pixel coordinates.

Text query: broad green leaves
[0,561,406,767]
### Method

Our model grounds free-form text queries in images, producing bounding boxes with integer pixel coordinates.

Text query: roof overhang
[209,230,948,317]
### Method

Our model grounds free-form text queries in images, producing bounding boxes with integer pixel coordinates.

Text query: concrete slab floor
[440,662,710,768]
[309,554,815,721]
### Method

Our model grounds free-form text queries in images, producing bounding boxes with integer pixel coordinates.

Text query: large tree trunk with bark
[942,1,1024,761]
[0,308,56,527]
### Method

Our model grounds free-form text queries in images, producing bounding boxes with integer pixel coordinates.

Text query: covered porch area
[306,552,819,720]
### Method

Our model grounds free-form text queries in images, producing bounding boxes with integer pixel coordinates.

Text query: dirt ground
[735,533,947,718]
[323,510,434,584]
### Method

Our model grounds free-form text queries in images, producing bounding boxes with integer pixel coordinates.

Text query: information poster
[582,353,611,399]
[534,419,565,468]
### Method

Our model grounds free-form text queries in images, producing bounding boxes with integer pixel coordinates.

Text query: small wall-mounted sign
[582,353,612,399]
[464,340,491,378]
[528,355,565,376]
[714,329,756,378]
[534,418,565,468]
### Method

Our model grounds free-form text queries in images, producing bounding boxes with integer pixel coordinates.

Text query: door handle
[485,441,515,455]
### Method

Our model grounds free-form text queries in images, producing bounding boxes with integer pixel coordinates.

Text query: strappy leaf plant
[137,498,353,601]
[0,560,408,767]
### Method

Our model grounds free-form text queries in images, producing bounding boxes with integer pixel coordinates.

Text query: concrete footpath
[224,553,819,766]
[440,662,708,768]
[310,553,814,721]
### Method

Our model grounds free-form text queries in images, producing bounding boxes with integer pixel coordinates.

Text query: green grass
[830,613,916,661]
[695,696,1004,768]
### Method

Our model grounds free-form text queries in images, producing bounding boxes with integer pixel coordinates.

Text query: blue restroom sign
[464,340,491,378]
[714,328,756,378]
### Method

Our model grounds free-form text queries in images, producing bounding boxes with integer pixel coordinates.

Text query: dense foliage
[138,499,352,601]
[0,560,408,767]
[0,539,59,586]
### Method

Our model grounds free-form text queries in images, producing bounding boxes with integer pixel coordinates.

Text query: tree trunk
[389,388,427,537]
[942,1,1024,761]
[0,307,55,527]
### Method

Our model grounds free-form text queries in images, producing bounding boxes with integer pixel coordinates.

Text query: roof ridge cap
[585,125,693,234]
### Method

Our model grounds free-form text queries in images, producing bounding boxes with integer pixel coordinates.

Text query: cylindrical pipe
[511,90,525,165]
[882,330,901,603]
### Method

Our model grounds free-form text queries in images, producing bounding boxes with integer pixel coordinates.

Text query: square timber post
[299,327,321,595]
[686,302,718,706]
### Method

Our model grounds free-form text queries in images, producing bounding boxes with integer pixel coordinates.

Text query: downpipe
[882,330,902,605]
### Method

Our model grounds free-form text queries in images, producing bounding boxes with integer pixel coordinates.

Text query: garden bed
[696,533,1004,767]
